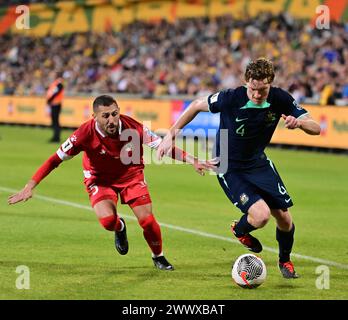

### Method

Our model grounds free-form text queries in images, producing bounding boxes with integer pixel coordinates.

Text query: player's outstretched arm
[157,96,210,160]
[143,128,216,175]
[170,147,217,176]
[8,180,37,205]
[281,114,321,135]
[8,153,63,205]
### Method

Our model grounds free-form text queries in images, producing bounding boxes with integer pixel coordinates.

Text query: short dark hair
[245,58,275,83]
[93,95,118,112]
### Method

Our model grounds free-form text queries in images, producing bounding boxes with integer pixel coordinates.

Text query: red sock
[99,215,122,232]
[139,214,162,256]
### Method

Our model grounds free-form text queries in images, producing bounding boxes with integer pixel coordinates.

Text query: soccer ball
[231,253,267,289]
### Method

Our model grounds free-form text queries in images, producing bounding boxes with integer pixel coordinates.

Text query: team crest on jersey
[70,134,77,142]
[240,193,249,206]
[265,111,277,125]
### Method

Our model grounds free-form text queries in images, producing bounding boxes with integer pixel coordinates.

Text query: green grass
[0,125,347,300]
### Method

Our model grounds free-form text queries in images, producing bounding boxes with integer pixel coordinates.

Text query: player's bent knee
[248,200,271,226]
[99,215,117,231]
[257,215,270,228]
[253,210,271,228]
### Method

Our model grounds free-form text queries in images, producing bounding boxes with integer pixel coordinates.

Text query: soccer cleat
[115,217,129,255]
[152,256,174,271]
[231,221,263,253]
[279,261,299,279]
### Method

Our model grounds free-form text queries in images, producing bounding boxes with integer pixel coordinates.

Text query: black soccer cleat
[152,256,174,271]
[115,217,129,255]
[279,261,299,279]
[231,221,263,253]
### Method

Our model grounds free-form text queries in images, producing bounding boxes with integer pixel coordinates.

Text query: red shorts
[85,172,152,208]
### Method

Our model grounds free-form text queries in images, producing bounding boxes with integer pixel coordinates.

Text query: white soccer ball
[231,253,267,289]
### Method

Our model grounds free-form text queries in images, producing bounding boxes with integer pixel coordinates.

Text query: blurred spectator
[0,13,347,106]
[0,0,57,5]
[343,84,348,99]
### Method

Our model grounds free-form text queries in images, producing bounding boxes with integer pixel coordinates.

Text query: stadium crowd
[1,12,347,105]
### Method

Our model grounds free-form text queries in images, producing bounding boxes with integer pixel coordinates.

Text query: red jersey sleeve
[31,122,91,184]
[56,128,85,161]
[31,153,63,184]
[142,125,162,149]
[142,125,188,162]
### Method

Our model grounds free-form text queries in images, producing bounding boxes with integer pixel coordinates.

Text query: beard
[105,124,118,136]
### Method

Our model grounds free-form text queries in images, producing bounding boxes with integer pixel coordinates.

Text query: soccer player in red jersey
[8,95,214,271]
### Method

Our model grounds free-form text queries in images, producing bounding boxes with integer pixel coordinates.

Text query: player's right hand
[8,185,34,205]
[281,114,299,130]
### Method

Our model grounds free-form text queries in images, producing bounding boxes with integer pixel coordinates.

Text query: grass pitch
[0,125,347,300]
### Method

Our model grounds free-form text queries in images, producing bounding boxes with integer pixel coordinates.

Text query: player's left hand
[281,114,300,130]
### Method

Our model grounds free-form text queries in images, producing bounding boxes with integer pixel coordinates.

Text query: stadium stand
[0,10,347,105]
[1,0,348,151]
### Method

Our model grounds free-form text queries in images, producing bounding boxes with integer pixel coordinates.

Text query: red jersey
[56,115,161,184]
[31,114,187,186]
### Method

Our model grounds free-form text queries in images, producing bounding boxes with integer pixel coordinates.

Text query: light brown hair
[245,58,275,84]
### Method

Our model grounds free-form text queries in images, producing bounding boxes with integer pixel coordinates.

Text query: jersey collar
[241,100,270,109]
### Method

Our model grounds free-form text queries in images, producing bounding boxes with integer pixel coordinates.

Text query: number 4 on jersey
[236,124,245,136]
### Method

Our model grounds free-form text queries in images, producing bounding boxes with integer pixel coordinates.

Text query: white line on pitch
[1,186,348,270]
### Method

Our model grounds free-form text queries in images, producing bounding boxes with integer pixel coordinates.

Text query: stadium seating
[0,6,347,105]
